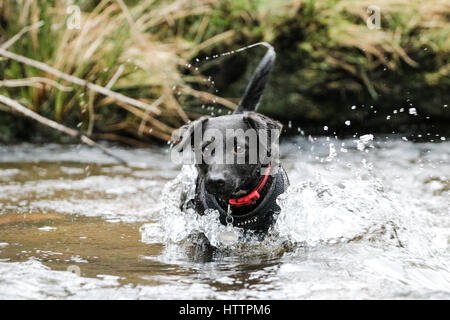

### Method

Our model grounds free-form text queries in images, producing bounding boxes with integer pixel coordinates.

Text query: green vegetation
[0,0,449,144]
[202,0,450,135]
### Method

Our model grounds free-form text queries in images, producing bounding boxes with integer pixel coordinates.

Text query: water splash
[1,141,449,299]
[147,135,448,265]
[141,165,251,249]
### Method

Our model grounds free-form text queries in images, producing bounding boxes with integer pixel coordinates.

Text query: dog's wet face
[198,117,259,199]
[176,112,282,201]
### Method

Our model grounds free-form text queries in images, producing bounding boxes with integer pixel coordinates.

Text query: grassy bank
[0,0,237,144]
[0,0,449,144]
[197,0,450,136]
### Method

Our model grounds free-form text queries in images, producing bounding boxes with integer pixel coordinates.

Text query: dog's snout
[206,173,226,186]
[204,171,235,198]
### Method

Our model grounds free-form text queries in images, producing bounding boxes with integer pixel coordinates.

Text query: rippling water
[0,136,449,299]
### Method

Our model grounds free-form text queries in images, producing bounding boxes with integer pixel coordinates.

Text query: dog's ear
[172,116,209,152]
[243,112,282,164]
[243,112,282,142]
[234,44,276,114]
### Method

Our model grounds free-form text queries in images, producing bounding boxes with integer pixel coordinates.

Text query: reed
[1,0,448,142]
[0,0,235,144]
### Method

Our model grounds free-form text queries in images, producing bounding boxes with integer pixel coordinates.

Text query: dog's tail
[234,42,276,114]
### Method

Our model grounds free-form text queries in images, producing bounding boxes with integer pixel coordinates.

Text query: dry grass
[1,0,448,141]
[0,0,236,143]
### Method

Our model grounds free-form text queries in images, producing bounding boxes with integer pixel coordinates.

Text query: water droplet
[408,108,417,115]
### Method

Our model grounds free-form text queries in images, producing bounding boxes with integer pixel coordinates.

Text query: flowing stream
[0,136,449,299]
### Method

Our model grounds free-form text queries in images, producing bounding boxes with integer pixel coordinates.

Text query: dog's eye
[234,145,244,154]
[203,146,215,156]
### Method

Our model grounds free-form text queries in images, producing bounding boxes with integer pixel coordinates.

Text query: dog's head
[173,43,279,200]
[175,113,281,200]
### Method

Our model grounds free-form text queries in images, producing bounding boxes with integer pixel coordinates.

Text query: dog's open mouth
[231,189,249,198]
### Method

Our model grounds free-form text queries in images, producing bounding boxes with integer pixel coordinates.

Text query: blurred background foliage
[0,0,449,145]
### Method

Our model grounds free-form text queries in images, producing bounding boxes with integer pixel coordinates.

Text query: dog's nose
[206,173,226,187]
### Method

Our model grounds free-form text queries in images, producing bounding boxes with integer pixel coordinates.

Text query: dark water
[0,138,449,299]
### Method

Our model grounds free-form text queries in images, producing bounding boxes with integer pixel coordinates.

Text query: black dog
[175,43,289,233]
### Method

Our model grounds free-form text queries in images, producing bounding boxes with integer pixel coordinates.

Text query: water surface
[0,137,449,299]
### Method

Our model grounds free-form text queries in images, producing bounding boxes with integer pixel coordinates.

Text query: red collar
[228,164,271,207]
